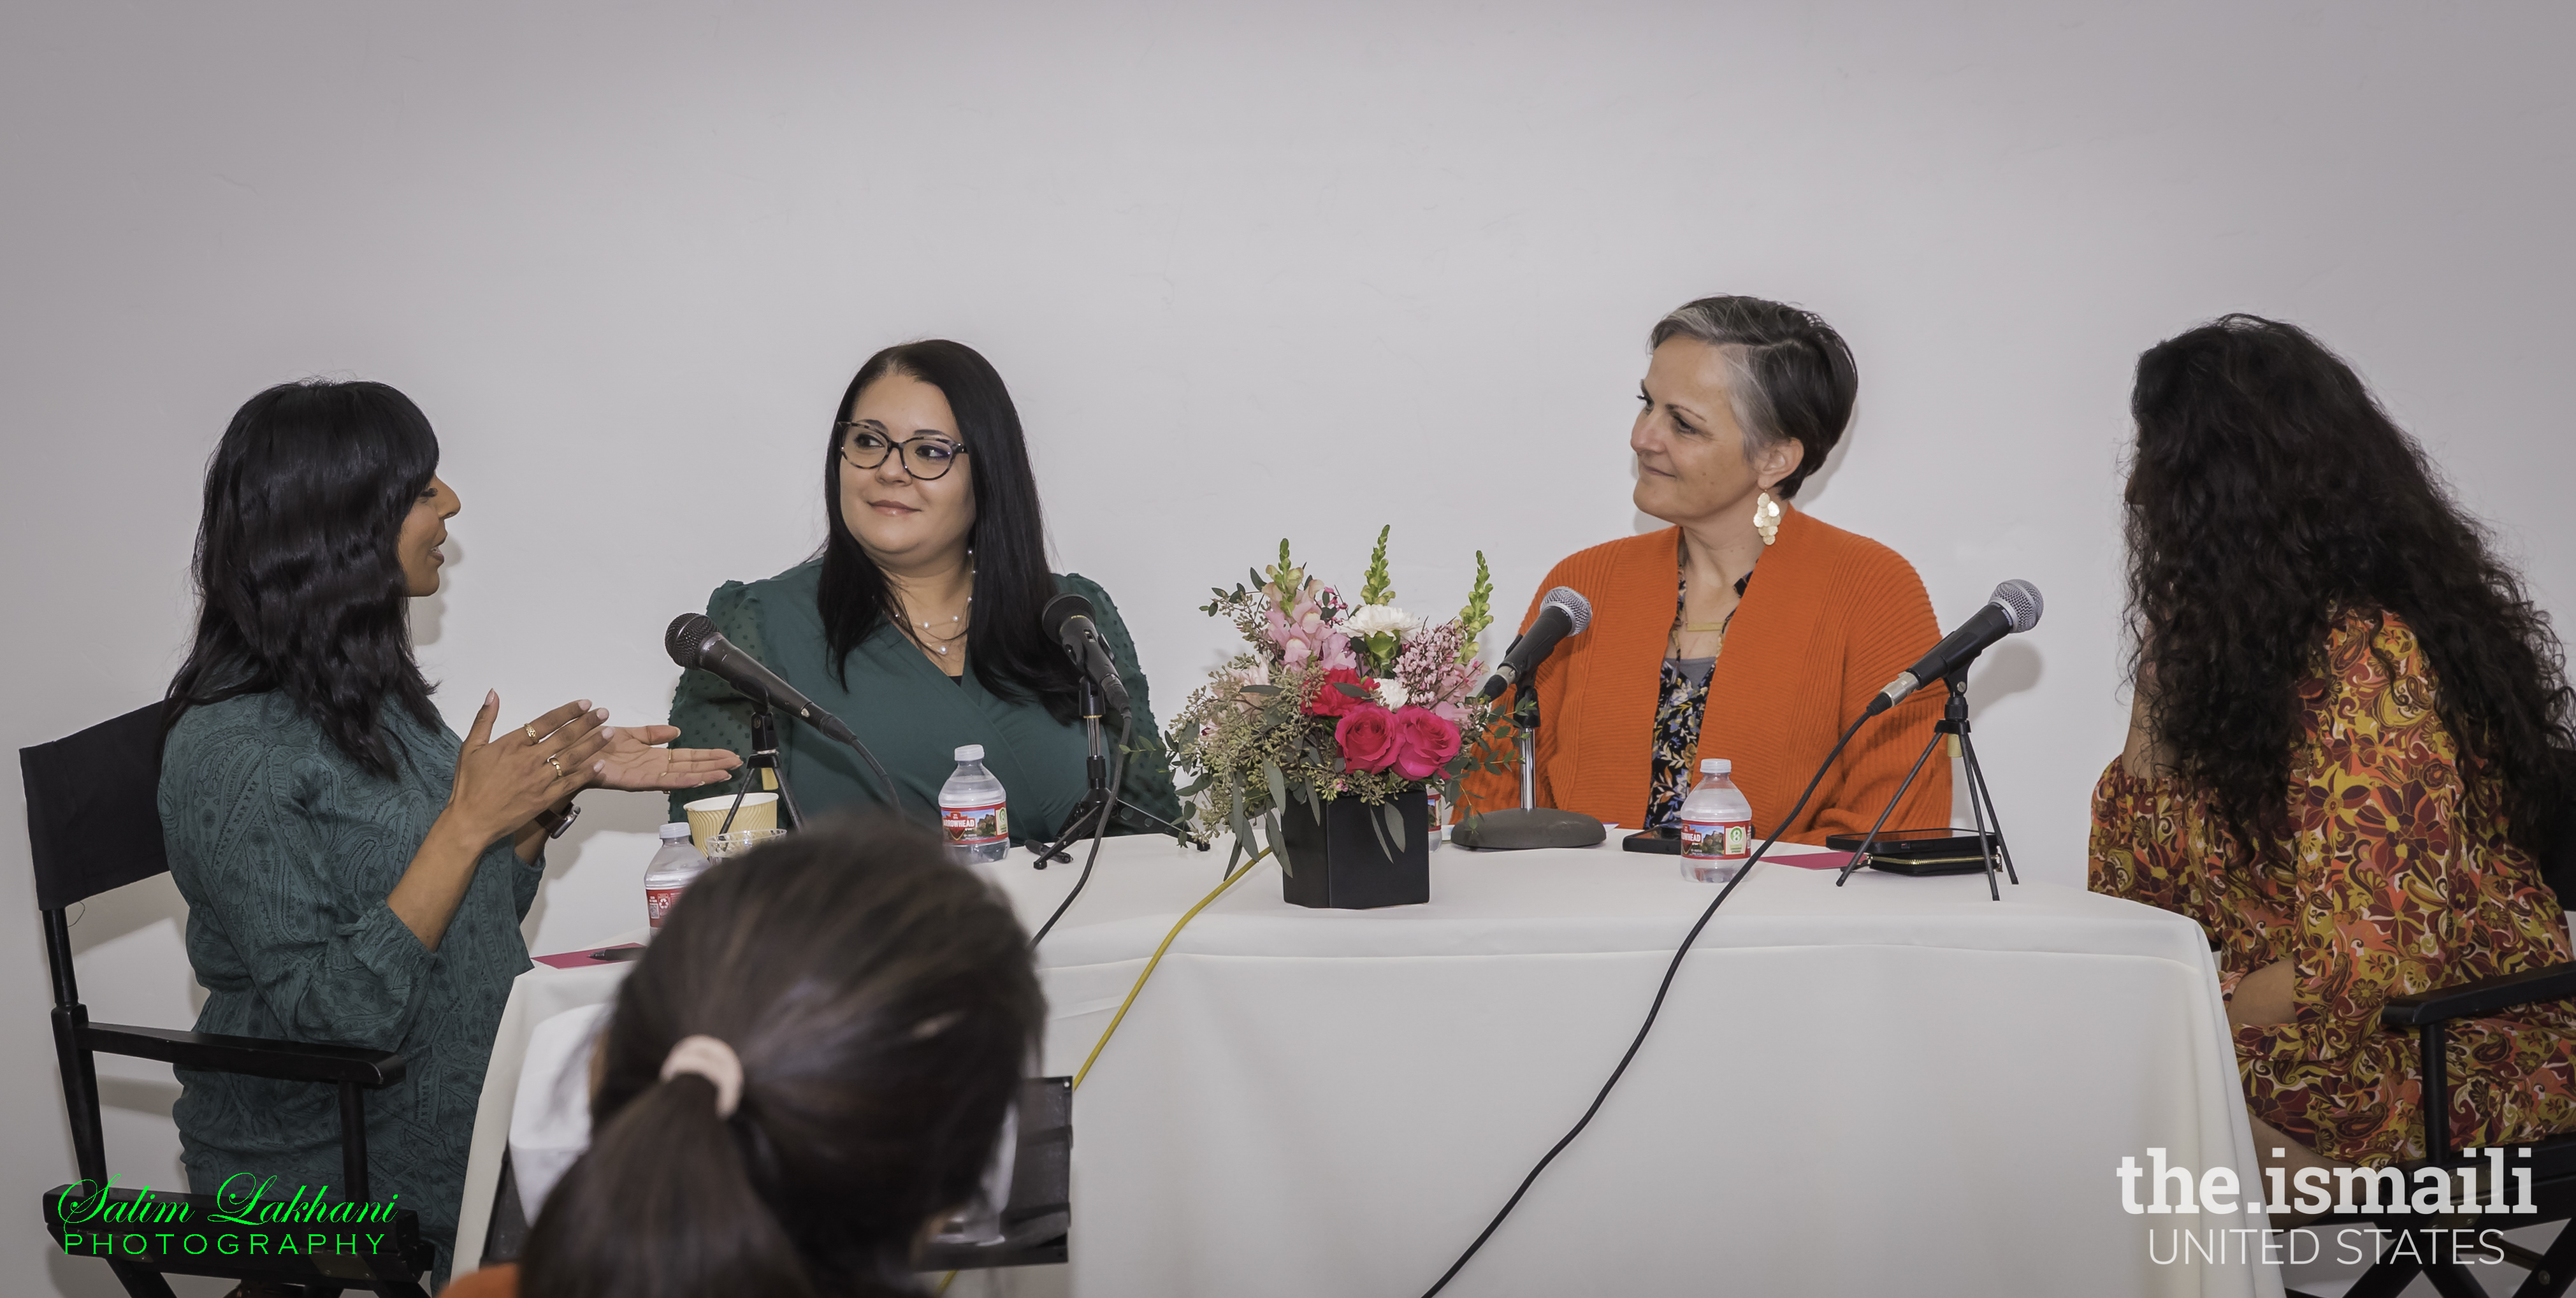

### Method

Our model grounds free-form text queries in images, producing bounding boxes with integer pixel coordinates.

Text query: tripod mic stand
[713,705,808,836]
[1833,668,2018,900]
[1029,679,1208,867]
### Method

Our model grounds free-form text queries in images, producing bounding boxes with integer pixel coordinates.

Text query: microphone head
[1987,580,2044,633]
[665,613,719,668]
[1539,586,1593,635]
[1041,591,1097,633]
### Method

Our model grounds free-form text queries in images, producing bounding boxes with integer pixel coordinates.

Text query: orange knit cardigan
[1459,508,1953,846]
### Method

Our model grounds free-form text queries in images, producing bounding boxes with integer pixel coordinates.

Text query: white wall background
[4,2,2572,1292]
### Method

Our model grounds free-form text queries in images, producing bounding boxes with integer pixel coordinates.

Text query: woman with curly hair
[2092,315,2576,1198]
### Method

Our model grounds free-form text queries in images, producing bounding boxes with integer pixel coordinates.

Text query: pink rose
[1389,706,1462,781]
[1335,705,1399,772]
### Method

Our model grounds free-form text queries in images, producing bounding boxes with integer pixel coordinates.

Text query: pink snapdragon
[1265,593,1357,672]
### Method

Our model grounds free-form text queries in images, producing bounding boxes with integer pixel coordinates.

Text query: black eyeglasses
[836,421,969,481]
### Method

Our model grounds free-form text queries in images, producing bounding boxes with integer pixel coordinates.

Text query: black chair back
[2542,792,2576,919]
[20,700,173,911]
[22,701,436,1296]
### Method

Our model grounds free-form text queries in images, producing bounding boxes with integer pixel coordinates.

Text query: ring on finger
[525,725,542,742]
[546,754,564,775]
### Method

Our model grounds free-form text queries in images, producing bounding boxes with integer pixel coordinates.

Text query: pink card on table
[533,944,644,969]
[1765,849,1856,871]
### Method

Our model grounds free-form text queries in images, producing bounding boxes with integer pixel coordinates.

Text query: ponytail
[514,817,1041,1298]
[521,1067,814,1298]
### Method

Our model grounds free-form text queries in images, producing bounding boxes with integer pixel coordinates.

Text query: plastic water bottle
[939,744,1010,865]
[1677,758,1756,883]
[643,823,710,928]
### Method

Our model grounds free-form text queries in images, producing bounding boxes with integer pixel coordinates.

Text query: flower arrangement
[1167,528,1501,868]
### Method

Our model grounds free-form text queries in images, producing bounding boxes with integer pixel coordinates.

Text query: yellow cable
[1071,851,1268,1091]
[934,1271,956,1294]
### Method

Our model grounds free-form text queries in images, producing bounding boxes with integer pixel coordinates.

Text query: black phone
[1621,826,1682,855]
[1821,828,2002,876]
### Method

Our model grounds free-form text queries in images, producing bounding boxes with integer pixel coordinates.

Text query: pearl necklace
[915,565,974,656]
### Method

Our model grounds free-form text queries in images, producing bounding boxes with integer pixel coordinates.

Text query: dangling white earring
[1754,493,1783,546]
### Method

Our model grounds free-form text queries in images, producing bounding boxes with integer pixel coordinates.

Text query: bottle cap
[660,822,691,839]
[955,744,985,761]
[1699,758,1731,775]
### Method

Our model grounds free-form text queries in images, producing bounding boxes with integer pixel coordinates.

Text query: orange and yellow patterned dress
[2090,609,2576,1165]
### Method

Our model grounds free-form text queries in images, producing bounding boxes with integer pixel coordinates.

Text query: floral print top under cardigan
[1645,570,1753,829]
[2089,609,2576,1164]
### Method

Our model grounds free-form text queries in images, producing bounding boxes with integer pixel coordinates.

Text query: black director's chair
[24,702,435,1297]
[2285,800,2576,1298]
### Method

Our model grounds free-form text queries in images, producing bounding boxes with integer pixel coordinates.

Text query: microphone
[1475,587,1594,703]
[1864,579,2044,716]
[1041,593,1131,714]
[664,614,863,747]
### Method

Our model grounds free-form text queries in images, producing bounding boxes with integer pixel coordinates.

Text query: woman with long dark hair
[158,379,739,1285]
[2092,315,2576,1195]
[442,816,1043,1298]
[667,339,1180,846]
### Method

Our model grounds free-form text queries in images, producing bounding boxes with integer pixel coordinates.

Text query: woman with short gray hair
[1458,295,1951,844]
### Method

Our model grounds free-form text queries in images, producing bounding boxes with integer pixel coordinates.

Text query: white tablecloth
[458,835,2276,1297]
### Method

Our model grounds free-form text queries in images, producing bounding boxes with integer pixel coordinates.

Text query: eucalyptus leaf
[1332,682,1371,699]
[1240,683,1282,695]
[1366,804,1396,858]
[1229,789,1255,856]
[1264,809,1284,863]
[1380,800,1408,853]
[1263,761,1290,823]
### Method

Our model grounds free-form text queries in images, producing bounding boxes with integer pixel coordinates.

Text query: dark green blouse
[157,693,537,1281]
[666,560,1182,844]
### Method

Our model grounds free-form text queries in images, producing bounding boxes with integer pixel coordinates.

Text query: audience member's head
[2124,313,2574,854]
[521,816,1042,1298]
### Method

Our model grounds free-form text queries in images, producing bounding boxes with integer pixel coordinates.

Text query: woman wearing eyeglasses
[667,340,1182,848]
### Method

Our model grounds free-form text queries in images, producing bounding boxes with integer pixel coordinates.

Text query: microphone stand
[1833,667,2018,899]
[715,704,808,836]
[1451,700,1606,851]
[1028,678,1207,867]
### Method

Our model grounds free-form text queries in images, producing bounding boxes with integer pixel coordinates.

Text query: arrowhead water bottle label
[1681,817,1753,862]
[943,802,1008,848]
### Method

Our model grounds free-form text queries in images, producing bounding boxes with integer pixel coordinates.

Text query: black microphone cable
[1029,708,1133,948]
[1416,707,1878,1297]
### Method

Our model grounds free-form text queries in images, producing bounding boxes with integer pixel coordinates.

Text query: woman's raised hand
[588,723,744,791]
[448,693,612,842]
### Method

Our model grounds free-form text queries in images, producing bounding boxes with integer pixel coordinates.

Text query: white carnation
[1343,604,1421,637]
[1377,679,1412,710]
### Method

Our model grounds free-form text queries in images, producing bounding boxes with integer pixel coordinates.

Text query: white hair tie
[660,1035,744,1118]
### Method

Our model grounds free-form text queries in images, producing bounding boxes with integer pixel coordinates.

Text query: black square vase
[1279,786,1431,909]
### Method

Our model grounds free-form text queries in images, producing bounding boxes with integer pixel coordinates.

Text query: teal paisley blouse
[158,692,539,1281]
